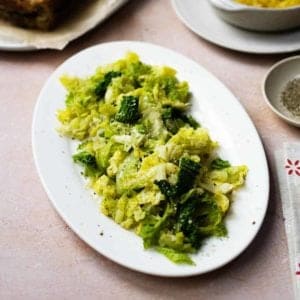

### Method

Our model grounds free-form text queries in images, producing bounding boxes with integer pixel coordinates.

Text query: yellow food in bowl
[235,0,300,8]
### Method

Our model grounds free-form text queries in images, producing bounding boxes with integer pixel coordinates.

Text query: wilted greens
[57,53,248,265]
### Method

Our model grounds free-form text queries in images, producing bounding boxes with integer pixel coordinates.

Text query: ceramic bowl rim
[262,55,300,127]
[210,0,300,12]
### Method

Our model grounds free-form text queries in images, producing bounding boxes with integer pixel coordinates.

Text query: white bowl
[209,0,300,32]
[263,56,300,127]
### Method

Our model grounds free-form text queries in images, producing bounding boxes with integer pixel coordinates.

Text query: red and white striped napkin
[275,143,300,300]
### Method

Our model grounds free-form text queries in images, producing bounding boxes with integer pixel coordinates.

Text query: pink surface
[0,1,299,299]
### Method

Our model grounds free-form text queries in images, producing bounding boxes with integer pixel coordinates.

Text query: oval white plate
[32,41,269,277]
[172,0,300,54]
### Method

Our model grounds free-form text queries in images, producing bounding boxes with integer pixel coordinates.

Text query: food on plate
[0,0,72,30]
[56,53,248,264]
[234,0,300,8]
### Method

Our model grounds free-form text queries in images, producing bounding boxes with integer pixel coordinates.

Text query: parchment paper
[0,0,127,50]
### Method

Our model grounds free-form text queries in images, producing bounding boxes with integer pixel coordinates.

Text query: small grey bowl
[263,56,300,127]
[209,0,300,32]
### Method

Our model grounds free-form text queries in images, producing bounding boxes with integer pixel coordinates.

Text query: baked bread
[0,0,71,30]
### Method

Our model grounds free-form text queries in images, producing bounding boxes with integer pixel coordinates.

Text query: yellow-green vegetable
[57,52,248,265]
[235,0,300,8]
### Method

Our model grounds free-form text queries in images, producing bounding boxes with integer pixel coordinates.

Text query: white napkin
[275,143,300,300]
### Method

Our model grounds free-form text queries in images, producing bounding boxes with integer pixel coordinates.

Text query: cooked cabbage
[57,53,248,265]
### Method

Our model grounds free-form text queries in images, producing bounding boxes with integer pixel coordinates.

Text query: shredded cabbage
[57,53,248,265]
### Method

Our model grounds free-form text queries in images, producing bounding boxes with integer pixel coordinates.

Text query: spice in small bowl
[281,78,300,117]
[263,56,300,127]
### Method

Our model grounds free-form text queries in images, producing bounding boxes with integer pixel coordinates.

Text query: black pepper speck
[281,78,300,116]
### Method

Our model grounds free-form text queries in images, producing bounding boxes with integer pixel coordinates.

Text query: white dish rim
[172,0,300,54]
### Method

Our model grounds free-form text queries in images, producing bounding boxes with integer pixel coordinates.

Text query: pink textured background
[1,1,299,299]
